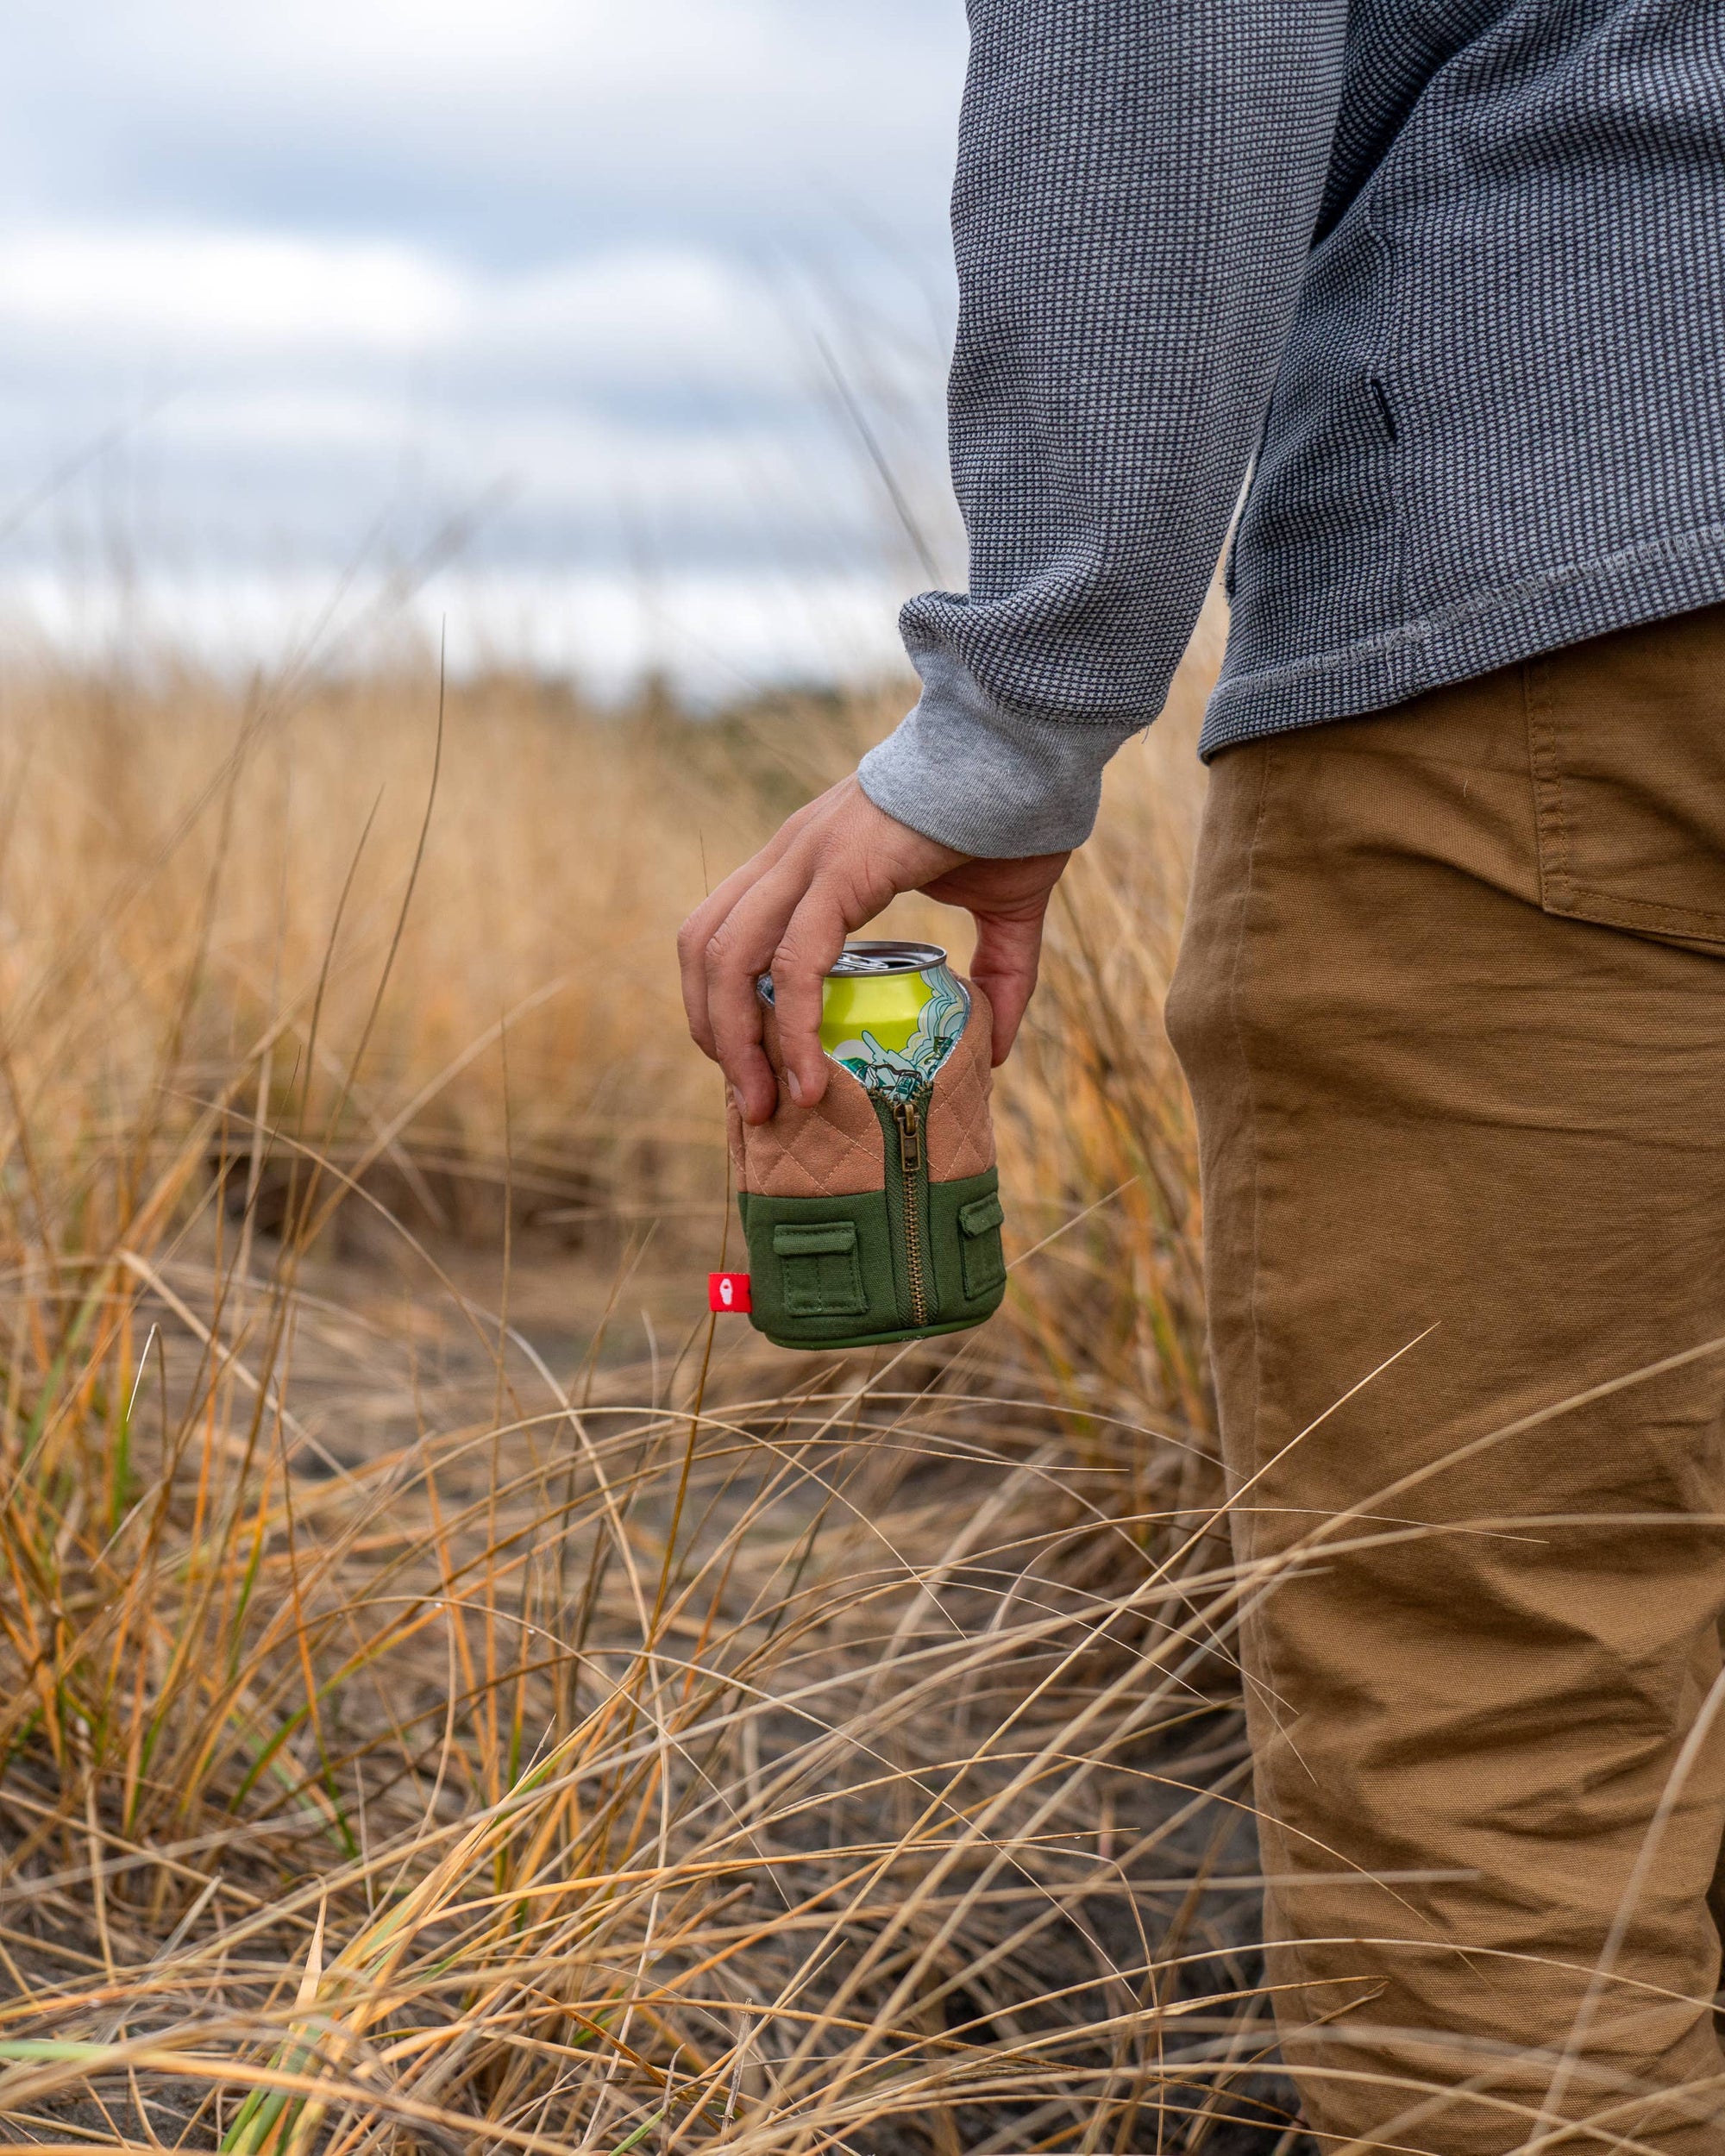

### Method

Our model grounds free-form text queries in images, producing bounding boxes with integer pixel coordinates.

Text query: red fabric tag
[708,1272,752,1313]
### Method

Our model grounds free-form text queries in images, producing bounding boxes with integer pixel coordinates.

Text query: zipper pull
[892,1099,924,1173]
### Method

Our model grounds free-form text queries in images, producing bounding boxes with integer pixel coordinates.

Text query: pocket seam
[1525,652,1725,943]
[781,1248,866,1318]
[1525,653,1572,914]
[1534,886,1725,942]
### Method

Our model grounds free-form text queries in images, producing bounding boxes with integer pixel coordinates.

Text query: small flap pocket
[772,1222,858,1258]
[957,1195,1005,1238]
[771,1218,866,1318]
[956,1189,1007,1300]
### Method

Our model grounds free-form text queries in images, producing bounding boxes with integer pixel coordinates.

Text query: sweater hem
[1202,521,1725,757]
[860,639,1141,857]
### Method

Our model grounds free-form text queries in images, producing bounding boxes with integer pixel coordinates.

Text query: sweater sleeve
[857,0,1348,856]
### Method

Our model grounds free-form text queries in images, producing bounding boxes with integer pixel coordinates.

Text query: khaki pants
[1165,603,1725,2152]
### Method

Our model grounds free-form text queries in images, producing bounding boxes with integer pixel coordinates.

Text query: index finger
[762,893,850,1110]
[703,862,816,1121]
[678,828,800,1060]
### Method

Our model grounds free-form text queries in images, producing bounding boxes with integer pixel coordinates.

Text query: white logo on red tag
[708,1272,752,1313]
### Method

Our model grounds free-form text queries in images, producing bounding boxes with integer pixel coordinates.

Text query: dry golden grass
[0,610,1320,2154]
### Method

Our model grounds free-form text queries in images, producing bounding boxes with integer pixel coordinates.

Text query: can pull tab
[708,1272,752,1313]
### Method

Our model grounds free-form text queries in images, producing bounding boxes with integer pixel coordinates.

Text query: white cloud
[3,0,966,248]
[482,254,799,391]
[0,222,795,388]
[0,0,969,685]
[158,0,781,97]
[0,221,950,552]
[153,381,873,538]
[0,227,463,354]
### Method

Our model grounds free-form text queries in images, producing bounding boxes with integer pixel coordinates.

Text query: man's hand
[679,776,1069,1125]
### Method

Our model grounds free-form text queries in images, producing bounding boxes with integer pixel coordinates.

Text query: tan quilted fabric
[736,1003,886,1198]
[728,975,994,1197]
[927,982,997,1181]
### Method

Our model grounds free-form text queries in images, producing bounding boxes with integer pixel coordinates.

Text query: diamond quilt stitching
[928,983,996,1181]
[731,975,995,1198]
[740,1065,885,1200]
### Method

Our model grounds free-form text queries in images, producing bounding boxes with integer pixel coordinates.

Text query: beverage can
[756,940,969,1104]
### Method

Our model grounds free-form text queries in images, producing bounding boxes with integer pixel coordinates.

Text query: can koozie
[724,943,1007,1351]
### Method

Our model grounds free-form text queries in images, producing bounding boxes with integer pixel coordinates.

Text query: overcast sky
[0,1,970,691]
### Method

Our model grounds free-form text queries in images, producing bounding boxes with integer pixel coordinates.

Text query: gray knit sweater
[858,0,1725,856]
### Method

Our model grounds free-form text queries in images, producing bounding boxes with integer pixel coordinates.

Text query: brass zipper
[890,1098,929,1328]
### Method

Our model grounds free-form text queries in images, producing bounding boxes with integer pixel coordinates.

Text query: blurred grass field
[0,602,1316,2154]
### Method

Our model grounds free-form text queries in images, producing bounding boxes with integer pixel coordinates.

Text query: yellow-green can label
[757,940,969,1105]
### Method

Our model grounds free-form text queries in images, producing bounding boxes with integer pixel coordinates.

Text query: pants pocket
[1527,605,1725,948]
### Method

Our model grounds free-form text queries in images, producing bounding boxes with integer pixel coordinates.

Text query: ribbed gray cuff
[856,643,1141,857]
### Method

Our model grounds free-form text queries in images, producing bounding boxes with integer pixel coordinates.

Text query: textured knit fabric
[857,0,1725,858]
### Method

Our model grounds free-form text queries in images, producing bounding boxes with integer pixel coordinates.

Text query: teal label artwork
[824,963,970,1104]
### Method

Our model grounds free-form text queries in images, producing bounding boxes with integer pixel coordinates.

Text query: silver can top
[825,939,948,978]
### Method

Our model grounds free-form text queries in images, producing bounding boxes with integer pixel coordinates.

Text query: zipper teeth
[893,1100,929,1328]
[902,1158,928,1328]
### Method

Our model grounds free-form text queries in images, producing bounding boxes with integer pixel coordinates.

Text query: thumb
[969,908,1048,1064]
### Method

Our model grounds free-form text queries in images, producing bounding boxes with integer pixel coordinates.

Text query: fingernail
[785,1069,804,1105]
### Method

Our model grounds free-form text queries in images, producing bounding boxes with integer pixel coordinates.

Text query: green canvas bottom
[738,1166,1007,1351]
[752,1313,997,1351]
